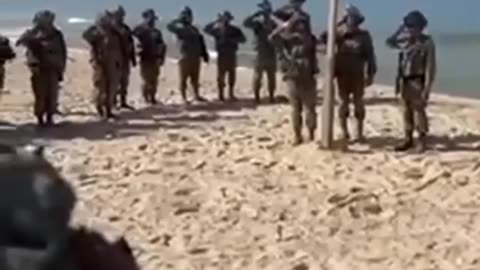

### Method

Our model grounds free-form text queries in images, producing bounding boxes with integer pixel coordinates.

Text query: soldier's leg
[140,62,150,103]
[266,66,277,103]
[30,71,45,126]
[287,79,303,145]
[190,58,205,101]
[216,59,226,101]
[45,72,59,126]
[92,65,105,117]
[150,63,161,104]
[0,63,5,92]
[412,81,429,152]
[104,68,120,119]
[336,76,351,140]
[178,60,189,103]
[252,65,263,103]
[227,58,237,100]
[395,82,415,151]
[119,67,134,109]
[302,77,317,141]
[352,75,366,142]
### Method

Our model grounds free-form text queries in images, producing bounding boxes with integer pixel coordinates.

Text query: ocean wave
[0,26,29,43]
[67,17,93,24]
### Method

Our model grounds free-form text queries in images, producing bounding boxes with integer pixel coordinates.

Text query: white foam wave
[67,17,93,24]
[0,26,29,44]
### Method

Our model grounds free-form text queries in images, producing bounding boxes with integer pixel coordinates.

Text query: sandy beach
[1,50,480,270]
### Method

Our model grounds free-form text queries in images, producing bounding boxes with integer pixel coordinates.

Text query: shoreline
[62,47,480,106]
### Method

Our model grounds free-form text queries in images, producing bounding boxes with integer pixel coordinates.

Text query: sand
[1,50,480,270]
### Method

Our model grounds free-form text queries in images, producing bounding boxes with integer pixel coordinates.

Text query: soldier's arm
[385,26,406,49]
[58,30,68,77]
[243,12,261,30]
[203,21,218,37]
[425,37,437,89]
[234,27,247,44]
[126,25,137,66]
[15,29,34,47]
[82,26,98,45]
[167,19,186,38]
[199,34,210,63]
[158,30,167,65]
[363,31,377,79]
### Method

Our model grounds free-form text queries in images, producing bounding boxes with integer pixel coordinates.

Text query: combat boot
[394,131,414,152]
[308,128,315,142]
[120,96,135,110]
[218,88,225,102]
[228,88,237,102]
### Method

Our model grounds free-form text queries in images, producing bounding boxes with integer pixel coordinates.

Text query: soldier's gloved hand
[421,89,430,102]
[203,55,210,63]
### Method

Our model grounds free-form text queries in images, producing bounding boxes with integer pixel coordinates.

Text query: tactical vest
[399,35,430,78]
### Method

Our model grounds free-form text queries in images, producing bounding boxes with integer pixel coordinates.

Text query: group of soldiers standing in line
[0,0,436,153]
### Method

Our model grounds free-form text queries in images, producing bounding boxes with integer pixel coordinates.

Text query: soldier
[319,4,376,142]
[0,35,16,93]
[83,11,124,119]
[112,6,137,110]
[243,0,277,104]
[269,12,319,145]
[386,10,436,153]
[167,7,209,104]
[0,144,76,270]
[204,11,246,102]
[16,10,67,127]
[133,9,167,105]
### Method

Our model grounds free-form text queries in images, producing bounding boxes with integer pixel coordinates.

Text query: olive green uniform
[244,12,277,103]
[114,22,136,108]
[320,28,376,140]
[133,22,166,104]
[387,34,436,139]
[83,19,123,119]
[16,26,67,126]
[204,20,246,100]
[271,26,319,144]
[167,17,209,102]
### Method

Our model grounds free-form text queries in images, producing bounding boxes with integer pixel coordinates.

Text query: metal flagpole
[321,0,340,149]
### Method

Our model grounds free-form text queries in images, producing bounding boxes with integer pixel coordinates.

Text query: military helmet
[345,3,365,25]
[403,10,428,29]
[142,8,158,20]
[290,0,306,3]
[220,10,234,21]
[33,10,55,25]
[257,0,273,12]
[180,6,193,17]
[115,5,126,17]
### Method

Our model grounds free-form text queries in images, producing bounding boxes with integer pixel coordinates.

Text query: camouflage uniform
[243,0,277,103]
[386,10,436,152]
[112,6,137,109]
[270,16,319,145]
[0,35,16,92]
[16,10,67,127]
[319,5,376,141]
[133,9,167,104]
[167,7,209,103]
[83,11,124,119]
[204,11,246,101]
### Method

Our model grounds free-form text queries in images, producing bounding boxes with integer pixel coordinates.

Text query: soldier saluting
[269,11,319,145]
[133,9,167,105]
[204,11,246,102]
[16,10,67,127]
[244,0,278,104]
[319,4,377,143]
[386,10,436,153]
[167,7,209,104]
